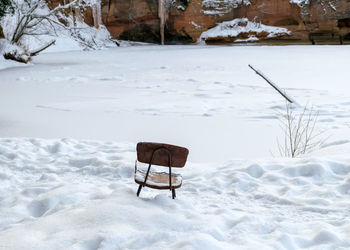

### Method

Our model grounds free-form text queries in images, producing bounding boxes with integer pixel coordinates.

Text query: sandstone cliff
[50,0,350,44]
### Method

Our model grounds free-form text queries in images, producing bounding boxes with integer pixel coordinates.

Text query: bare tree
[277,102,324,158]
[9,0,78,44]
[1,0,80,62]
[2,0,114,62]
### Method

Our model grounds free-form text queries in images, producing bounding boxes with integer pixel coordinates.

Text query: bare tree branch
[30,40,56,56]
[248,64,297,104]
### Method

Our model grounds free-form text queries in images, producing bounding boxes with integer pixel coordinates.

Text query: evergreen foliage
[0,0,12,19]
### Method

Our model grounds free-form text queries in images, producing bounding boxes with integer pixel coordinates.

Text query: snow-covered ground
[1,45,350,249]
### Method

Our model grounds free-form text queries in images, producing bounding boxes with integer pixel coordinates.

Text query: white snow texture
[1,43,350,249]
[0,138,350,249]
[202,0,250,15]
[200,18,291,42]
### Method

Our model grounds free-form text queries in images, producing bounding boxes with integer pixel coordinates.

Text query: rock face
[102,0,160,42]
[51,0,350,44]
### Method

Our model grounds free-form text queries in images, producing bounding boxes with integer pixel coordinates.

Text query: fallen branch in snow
[110,39,120,46]
[248,64,297,104]
[30,40,56,56]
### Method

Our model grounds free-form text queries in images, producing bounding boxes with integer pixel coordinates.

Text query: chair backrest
[137,142,189,168]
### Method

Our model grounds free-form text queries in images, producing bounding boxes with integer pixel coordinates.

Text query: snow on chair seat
[135,142,189,199]
[135,169,182,189]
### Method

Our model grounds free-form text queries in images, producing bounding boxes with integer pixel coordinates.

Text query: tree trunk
[0,25,4,39]
[158,0,166,45]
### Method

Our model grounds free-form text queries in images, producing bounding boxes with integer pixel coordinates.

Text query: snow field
[1,138,350,249]
[1,45,350,249]
[1,45,350,161]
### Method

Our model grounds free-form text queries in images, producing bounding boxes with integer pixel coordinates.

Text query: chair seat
[135,169,182,190]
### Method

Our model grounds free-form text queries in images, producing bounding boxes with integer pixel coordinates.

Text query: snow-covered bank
[0,56,26,70]
[1,138,350,249]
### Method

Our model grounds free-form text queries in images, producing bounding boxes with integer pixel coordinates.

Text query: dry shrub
[277,102,324,158]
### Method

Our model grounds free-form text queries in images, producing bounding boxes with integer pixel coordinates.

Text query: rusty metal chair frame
[135,142,188,199]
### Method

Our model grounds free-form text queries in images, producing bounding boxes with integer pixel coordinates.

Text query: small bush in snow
[277,103,324,158]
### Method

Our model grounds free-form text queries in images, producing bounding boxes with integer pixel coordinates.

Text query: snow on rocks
[200,18,291,43]
[290,0,310,7]
[202,0,250,16]
[1,138,350,249]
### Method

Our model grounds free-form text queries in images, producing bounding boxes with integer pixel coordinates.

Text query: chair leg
[172,189,176,199]
[137,184,142,197]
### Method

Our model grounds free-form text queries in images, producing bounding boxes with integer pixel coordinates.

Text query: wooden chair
[134,142,189,199]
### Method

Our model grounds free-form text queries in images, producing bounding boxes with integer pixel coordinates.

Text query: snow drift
[0,138,350,249]
[1,43,350,249]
